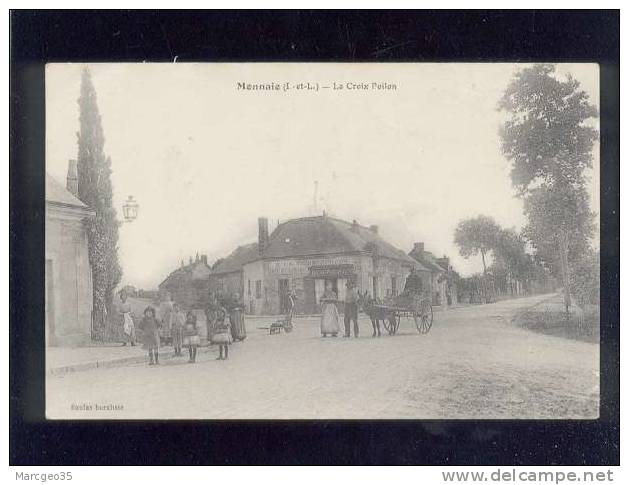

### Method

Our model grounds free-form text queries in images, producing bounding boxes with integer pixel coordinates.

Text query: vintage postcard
[44,63,600,419]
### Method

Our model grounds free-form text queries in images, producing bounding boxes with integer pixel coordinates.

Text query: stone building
[209,243,259,306]
[211,215,432,315]
[158,254,212,309]
[408,242,458,307]
[45,162,95,346]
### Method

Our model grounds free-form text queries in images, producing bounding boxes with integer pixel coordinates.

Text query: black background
[10,10,620,465]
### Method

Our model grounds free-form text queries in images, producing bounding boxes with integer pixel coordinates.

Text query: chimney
[369,225,379,234]
[258,217,269,255]
[66,159,78,196]
[414,242,424,253]
[195,252,199,262]
[201,254,208,265]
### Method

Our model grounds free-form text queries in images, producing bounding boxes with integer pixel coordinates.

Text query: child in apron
[183,311,200,363]
[138,307,161,365]
[211,305,231,360]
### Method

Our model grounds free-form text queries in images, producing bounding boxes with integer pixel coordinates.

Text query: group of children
[136,301,232,366]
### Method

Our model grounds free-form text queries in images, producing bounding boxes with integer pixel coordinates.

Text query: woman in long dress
[171,303,185,356]
[158,293,174,346]
[228,292,247,341]
[204,293,219,343]
[118,290,136,346]
[320,281,340,337]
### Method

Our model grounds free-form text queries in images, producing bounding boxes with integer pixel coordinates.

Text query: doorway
[314,277,338,305]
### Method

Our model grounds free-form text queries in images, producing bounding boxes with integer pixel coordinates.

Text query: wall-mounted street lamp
[122,195,139,222]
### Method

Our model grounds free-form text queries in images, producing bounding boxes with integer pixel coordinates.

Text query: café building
[226,215,431,315]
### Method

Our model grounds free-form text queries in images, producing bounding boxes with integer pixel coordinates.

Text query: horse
[357,290,392,337]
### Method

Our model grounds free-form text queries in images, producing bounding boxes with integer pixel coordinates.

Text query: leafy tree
[492,228,532,295]
[522,183,595,274]
[499,64,598,315]
[569,250,600,307]
[76,68,122,340]
[454,215,501,275]
[498,64,598,193]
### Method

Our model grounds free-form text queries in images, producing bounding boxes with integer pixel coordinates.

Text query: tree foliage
[569,250,600,307]
[76,68,122,338]
[499,64,598,314]
[492,228,534,285]
[498,64,598,194]
[454,215,501,273]
[522,183,595,275]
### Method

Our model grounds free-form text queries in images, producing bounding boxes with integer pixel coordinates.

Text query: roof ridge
[327,216,372,230]
[323,217,364,253]
[272,214,372,228]
[45,173,89,208]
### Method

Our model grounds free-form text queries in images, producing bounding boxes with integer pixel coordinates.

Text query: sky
[46,63,599,289]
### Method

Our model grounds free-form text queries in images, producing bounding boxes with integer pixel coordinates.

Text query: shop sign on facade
[268,256,356,275]
[308,264,356,279]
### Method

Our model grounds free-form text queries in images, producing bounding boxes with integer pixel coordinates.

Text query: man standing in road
[344,280,359,338]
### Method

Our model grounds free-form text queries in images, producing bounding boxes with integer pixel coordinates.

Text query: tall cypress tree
[76,67,122,340]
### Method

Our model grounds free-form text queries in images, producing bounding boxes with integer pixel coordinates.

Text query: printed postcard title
[236,81,398,93]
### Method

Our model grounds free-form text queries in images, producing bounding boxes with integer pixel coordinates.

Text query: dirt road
[46,294,599,419]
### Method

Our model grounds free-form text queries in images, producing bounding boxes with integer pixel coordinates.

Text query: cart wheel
[415,301,433,334]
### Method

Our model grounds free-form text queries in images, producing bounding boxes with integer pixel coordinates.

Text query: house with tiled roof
[408,242,458,307]
[211,214,432,315]
[45,162,95,346]
[158,253,212,309]
[208,243,260,302]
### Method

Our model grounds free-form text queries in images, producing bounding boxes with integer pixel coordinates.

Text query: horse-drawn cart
[362,292,433,335]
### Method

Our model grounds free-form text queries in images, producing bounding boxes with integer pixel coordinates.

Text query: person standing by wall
[118,289,136,346]
[288,289,296,315]
[344,281,359,338]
